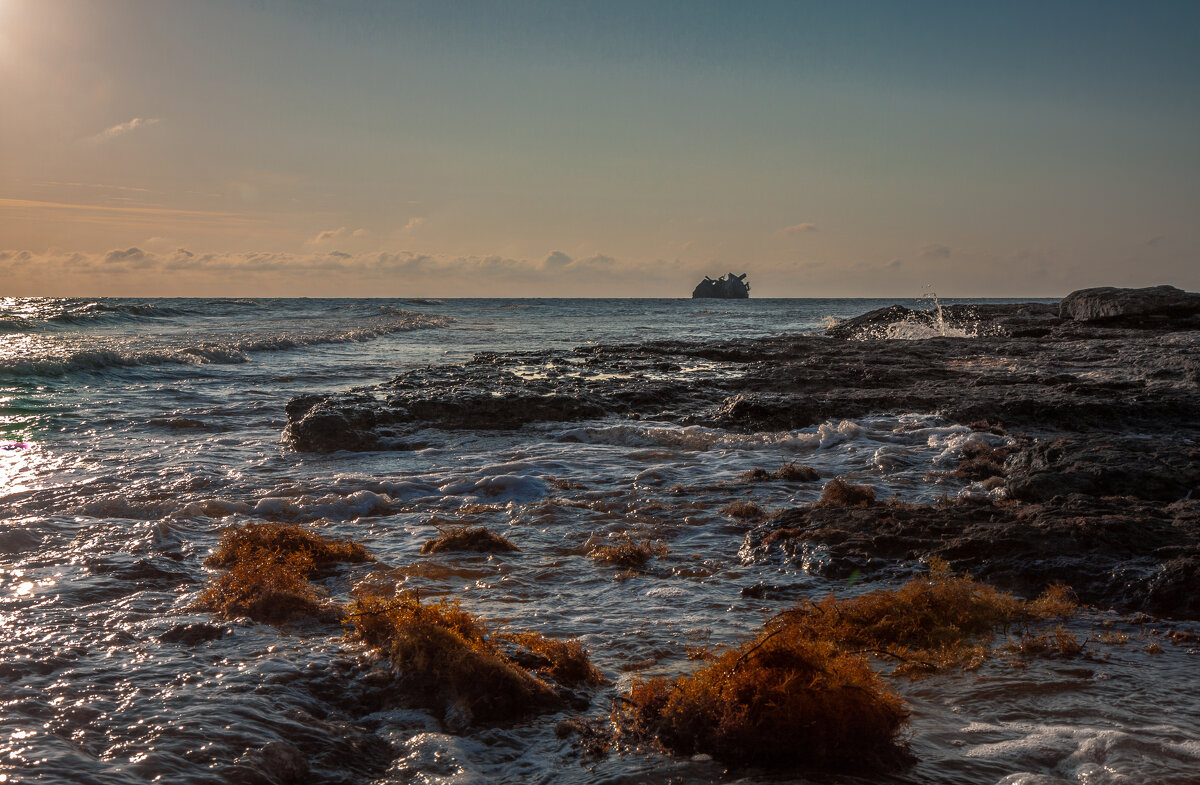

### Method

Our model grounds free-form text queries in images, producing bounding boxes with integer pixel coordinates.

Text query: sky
[1,0,1198,297]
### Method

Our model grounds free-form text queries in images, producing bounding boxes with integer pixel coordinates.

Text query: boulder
[824,302,1060,339]
[746,497,1200,618]
[1059,285,1200,324]
[1005,436,1200,503]
[824,305,919,339]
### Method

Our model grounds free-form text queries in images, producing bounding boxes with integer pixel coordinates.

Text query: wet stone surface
[745,496,1200,619]
[285,294,1200,622]
[286,299,1200,453]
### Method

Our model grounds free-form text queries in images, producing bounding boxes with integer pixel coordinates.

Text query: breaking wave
[1,298,268,333]
[554,419,893,452]
[46,301,195,325]
[0,311,453,378]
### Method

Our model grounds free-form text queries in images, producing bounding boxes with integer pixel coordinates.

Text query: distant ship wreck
[692,272,750,299]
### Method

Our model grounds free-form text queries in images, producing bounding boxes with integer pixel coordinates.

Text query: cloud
[542,251,572,269]
[103,247,151,267]
[919,244,952,260]
[85,117,161,144]
[308,227,373,245]
[538,252,615,272]
[308,227,346,245]
[577,254,616,269]
[399,217,424,233]
[885,259,903,270]
[36,181,153,194]
[0,246,688,295]
[783,223,818,235]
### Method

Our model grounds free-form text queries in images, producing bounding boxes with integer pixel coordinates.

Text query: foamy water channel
[1,297,1196,785]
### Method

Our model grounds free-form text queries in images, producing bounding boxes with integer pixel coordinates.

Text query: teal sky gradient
[2,0,1197,296]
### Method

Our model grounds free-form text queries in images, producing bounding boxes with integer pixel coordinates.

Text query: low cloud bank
[0,247,687,297]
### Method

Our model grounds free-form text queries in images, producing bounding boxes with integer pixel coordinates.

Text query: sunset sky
[2,0,1197,297]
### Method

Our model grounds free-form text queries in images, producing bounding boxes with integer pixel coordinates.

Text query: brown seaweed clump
[616,631,910,769]
[421,526,519,554]
[615,563,1080,769]
[347,587,561,724]
[743,463,820,483]
[817,477,876,507]
[1008,627,1084,658]
[952,441,1011,480]
[198,522,373,624]
[722,499,765,519]
[503,632,605,686]
[205,521,374,569]
[589,538,668,569]
[774,462,820,482]
[769,561,1079,675]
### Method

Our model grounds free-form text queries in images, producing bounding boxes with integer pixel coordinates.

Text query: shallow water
[1,296,1197,785]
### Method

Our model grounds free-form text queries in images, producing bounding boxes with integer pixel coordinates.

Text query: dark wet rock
[747,497,1200,618]
[159,621,229,645]
[825,302,1060,339]
[285,297,1200,452]
[279,292,1200,626]
[284,359,703,452]
[405,392,610,429]
[825,305,919,340]
[283,393,325,421]
[1143,556,1200,618]
[1059,285,1200,325]
[284,394,383,452]
[739,581,810,600]
[1006,437,1200,502]
[953,456,1006,481]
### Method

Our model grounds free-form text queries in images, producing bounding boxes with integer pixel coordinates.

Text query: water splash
[848,289,1008,341]
[923,289,948,336]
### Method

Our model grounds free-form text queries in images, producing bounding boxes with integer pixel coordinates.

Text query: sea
[1,297,1197,785]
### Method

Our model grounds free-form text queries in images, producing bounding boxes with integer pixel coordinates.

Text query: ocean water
[1,297,1197,785]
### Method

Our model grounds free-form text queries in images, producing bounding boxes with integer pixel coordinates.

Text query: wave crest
[0,310,453,377]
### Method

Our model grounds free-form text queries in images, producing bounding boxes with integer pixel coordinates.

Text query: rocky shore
[285,286,1200,618]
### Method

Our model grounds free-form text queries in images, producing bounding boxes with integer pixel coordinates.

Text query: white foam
[555,422,833,452]
[873,444,922,473]
[995,774,1070,785]
[645,586,689,598]
[178,499,254,518]
[251,489,396,521]
[847,298,1007,341]
[438,474,548,504]
[967,721,1200,784]
[1,311,452,377]
[965,722,1085,761]
[388,732,483,784]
